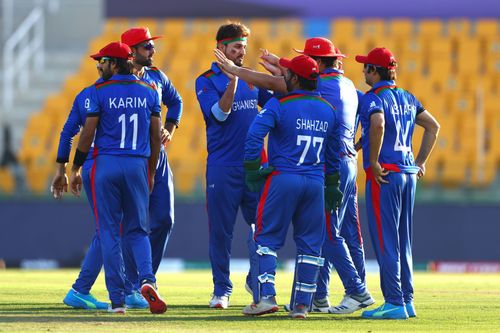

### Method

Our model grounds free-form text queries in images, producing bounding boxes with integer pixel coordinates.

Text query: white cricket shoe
[242,297,279,316]
[311,297,331,313]
[209,295,229,309]
[328,292,375,314]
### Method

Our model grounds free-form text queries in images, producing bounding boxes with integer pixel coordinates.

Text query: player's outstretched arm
[415,110,440,178]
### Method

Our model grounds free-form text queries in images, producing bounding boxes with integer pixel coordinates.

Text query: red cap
[121,27,162,47]
[279,55,319,80]
[355,47,397,69]
[294,37,346,58]
[90,42,132,60]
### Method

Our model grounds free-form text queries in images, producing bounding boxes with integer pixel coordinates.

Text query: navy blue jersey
[317,68,358,169]
[195,62,273,166]
[88,74,161,157]
[140,66,182,126]
[359,80,424,173]
[245,90,336,181]
[56,78,103,163]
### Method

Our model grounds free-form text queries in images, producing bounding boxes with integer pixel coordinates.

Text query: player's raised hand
[69,170,82,196]
[259,60,282,76]
[214,49,236,73]
[372,162,389,185]
[259,48,280,65]
[50,172,68,199]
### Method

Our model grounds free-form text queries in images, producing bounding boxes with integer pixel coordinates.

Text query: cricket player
[120,26,183,288]
[51,54,146,310]
[242,55,338,319]
[68,41,167,314]
[214,38,373,314]
[356,47,440,319]
[195,21,272,309]
[293,38,374,314]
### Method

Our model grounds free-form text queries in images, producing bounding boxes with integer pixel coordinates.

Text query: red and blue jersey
[87,74,161,158]
[317,68,358,171]
[195,62,273,166]
[140,66,183,126]
[56,78,103,164]
[358,80,424,173]
[245,90,336,181]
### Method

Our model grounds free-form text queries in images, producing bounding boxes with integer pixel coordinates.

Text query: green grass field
[0,270,499,332]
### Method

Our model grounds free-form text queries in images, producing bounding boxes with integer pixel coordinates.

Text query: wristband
[73,148,89,167]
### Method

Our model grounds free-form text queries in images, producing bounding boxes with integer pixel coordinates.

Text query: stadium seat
[388,19,415,38]
[419,19,444,40]
[0,168,15,193]
[447,19,472,38]
[474,19,498,40]
[331,18,357,45]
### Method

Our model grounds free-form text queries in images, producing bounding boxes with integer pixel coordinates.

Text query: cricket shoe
[209,295,229,309]
[361,302,408,320]
[140,281,167,314]
[329,292,375,314]
[289,304,308,319]
[125,291,149,309]
[63,289,108,310]
[108,304,126,314]
[242,297,279,316]
[311,297,331,313]
[406,301,417,317]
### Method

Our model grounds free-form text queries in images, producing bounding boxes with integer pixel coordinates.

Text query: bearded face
[221,40,247,67]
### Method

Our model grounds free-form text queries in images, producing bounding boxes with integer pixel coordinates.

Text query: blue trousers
[72,161,134,295]
[316,157,366,298]
[91,155,155,305]
[206,165,258,297]
[366,171,416,306]
[123,148,175,290]
[252,173,325,306]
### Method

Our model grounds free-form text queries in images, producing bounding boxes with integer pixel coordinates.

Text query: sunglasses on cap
[98,57,111,64]
[139,42,155,50]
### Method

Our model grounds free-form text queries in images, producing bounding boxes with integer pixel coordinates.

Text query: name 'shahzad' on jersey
[109,97,147,109]
[296,118,329,132]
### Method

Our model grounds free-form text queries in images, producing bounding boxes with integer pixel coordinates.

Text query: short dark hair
[312,56,336,68]
[365,64,397,81]
[295,72,318,91]
[109,58,133,75]
[376,67,397,81]
[216,22,250,42]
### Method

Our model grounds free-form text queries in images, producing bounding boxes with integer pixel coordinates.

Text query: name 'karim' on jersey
[86,74,161,157]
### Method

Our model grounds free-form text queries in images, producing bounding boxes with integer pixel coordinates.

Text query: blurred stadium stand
[3,15,500,197]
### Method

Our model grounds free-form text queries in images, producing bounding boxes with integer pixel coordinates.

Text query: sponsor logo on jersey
[109,97,147,109]
[296,118,329,132]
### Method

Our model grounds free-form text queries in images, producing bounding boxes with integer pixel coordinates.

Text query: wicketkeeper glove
[325,172,343,212]
[244,158,274,192]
